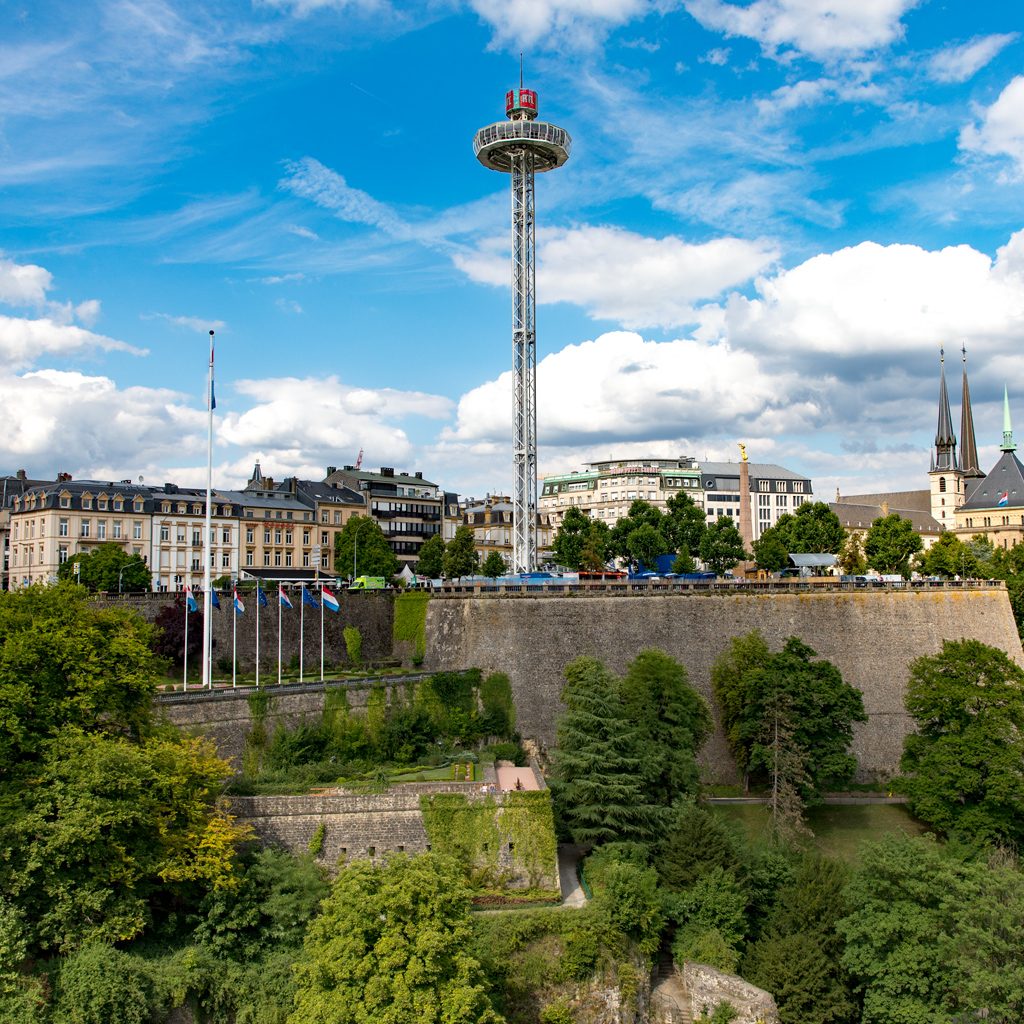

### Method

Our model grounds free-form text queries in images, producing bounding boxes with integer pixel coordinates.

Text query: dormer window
[98,494,108,510]
[133,498,144,512]
[81,493,93,509]
[178,503,187,514]
[59,491,71,508]
[162,502,171,513]
[113,495,124,511]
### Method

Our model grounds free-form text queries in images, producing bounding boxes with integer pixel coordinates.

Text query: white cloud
[0,256,52,306]
[929,34,1017,84]
[959,76,1024,175]
[149,313,227,333]
[467,0,651,50]
[279,157,409,237]
[684,0,919,60]
[701,47,731,66]
[275,298,304,315]
[725,237,1024,361]
[453,225,779,328]
[257,0,384,15]
[0,315,146,370]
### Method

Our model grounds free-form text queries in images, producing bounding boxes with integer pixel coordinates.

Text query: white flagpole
[277,586,282,686]
[232,585,237,689]
[202,329,215,689]
[256,585,261,688]
[183,593,189,691]
[300,588,305,683]
[320,582,325,682]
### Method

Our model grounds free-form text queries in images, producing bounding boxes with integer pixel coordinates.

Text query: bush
[489,741,526,765]
[540,998,575,1024]
[343,626,362,666]
[53,941,152,1024]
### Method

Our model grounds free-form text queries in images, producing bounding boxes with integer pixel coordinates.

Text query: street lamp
[118,564,127,595]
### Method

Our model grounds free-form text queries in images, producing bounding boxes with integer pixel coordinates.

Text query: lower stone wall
[228,786,559,890]
[683,963,780,1024]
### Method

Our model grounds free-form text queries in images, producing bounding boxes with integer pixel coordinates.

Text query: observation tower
[474,83,571,573]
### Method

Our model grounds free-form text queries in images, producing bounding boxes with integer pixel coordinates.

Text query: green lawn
[712,802,928,861]
[389,762,481,783]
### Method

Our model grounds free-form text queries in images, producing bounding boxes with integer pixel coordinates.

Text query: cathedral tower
[929,348,965,528]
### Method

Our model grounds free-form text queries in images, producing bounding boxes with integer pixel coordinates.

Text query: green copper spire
[1002,385,1016,453]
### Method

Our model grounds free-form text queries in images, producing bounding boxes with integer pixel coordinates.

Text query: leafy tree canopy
[57,542,151,593]
[551,507,595,570]
[779,502,846,554]
[290,852,503,1024]
[415,534,445,578]
[752,528,789,573]
[480,551,508,579]
[699,517,749,575]
[863,513,922,576]
[711,632,866,807]
[442,525,480,580]
[900,639,1024,846]
[663,491,708,560]
[627,522,668,573]
[334,514,399,580]
[837,532,867,575]
[915,530,977,578]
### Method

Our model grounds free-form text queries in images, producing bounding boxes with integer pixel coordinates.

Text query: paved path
[557,844,588,908]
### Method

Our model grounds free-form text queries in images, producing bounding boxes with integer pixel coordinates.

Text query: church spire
[932,347,958,472]
[959,345,983,478]
[1002,386,1016,453]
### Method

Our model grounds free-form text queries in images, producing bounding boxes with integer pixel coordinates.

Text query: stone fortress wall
[422,588,1023,782]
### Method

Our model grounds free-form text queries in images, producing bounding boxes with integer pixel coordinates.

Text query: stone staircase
[650,946,692,1024]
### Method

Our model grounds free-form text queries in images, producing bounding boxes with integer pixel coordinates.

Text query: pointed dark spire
[932,347,958,472]
[960,344,983,478]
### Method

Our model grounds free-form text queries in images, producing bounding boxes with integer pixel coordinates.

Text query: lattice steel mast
[474,84,571,572]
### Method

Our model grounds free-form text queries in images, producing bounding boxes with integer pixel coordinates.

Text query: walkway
[557,844,588,908]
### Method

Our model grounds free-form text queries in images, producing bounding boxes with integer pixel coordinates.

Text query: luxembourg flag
[321,586,340,613]
[998,491,1009,507]
[233,588,245,615]
[279,585,293,609]
[185,585,198,612]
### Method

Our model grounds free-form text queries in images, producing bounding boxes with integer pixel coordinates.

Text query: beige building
[458,494,553,567]
[8,476,152,588]
[540,457,703,531]
[287,477,366,574]
[149,483,239,592]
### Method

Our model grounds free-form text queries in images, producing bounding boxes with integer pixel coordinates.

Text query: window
[192,530,201,546]
[939,477,947,493]
[133,521,142,539]
[97,520,106,540]
[274,530,282,544]
[81,520,91,537]
[758,480,769,492]
[334,511,342,525]
[321,510,329,523]
[58,545,68,564]
[192,558,200,571]
[82,495,92,509]
[59,518,69,537]
[246,552,254,566]
[264,530,271,544]
[113,520,123,539]
[60,494,70,508]
[303,530,310,544]
[222,553,230,568]
[285,531,292,545]
[113,498,123,511]
[98,497,108,510]
[285,553,292,567]
[776,495,787,507]
[793,481,805,493]
[176,527,185,542]
[133,499,144,513]
[321,531,329,546]
[246,528,254,543]
[303,553,310,567]
[160,525,170,542]
[264,552,271,566]
[274,552,282,566]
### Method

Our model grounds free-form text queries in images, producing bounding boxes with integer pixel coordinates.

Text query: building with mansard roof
[955,387,1024,549]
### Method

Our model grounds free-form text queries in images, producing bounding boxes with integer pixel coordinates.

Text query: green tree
[752,527,789,573]
[627,522,669,572]
[58,542,151,592]
[609,500,665,565]
[900,639,1024,846]
[863,513,922,577]
[480,551,508,579]
[415,534,445,578]
[837,532,867,575]
[579,520,611,571]
[781,502,846,554]
[656,802,742,892]
[699,517,749,575]
[442,525,479,580]
[52,940,151,1024]
[289,853,503,1024]
[671,866,748,970]
[551,507,594,570]
[915,530,976,578]
[664,491,708,563]
[334,515,399,580]
[711,634,866,809]
[619,649,711,807]
[671,549,697,574]
[0,584,157,769]
[549,657,661,846]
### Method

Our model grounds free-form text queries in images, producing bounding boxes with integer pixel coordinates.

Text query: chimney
[288,476,298,494]
[415,471,423,479]
[16,469,26,481]
[326,466,337,477]
[164,483,175,494]
[264,477,275,490]
[381,467,394,477]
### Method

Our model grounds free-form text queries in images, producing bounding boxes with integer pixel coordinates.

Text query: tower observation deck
[473,86,571,573]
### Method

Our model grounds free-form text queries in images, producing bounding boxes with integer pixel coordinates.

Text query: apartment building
[699,462,814,541]
[285,477,366,573]
[540,457,703,530]
[325,465,442,568]
[149,483,239,592]
[458,494,553,566]
[1,471,49,590]
[8,476,152,587]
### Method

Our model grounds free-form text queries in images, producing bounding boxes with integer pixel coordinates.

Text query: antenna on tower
[520,52,524,90]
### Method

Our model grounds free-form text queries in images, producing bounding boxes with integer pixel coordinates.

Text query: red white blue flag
[321,586,340,612]
[998,491,1009,506]
[233,588,245,615]
[279,586,293,609]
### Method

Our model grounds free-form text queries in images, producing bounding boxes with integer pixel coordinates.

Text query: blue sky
[3,0,1024,502]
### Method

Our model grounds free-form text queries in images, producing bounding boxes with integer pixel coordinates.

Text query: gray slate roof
[960,451,1024,510]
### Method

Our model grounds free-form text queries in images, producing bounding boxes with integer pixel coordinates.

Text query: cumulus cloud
[724,237,1024,366]
[684,0,919,60]
[0,315,146,370]
[929,34,1017,84]
[959,76,1024,175]
[467,0,651,50]
[0,256,53,306]
[453,225,778,328]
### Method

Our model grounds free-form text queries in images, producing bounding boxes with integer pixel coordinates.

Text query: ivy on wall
[243,690,274,777]
[393,592,430,664]
[420,791,558,893]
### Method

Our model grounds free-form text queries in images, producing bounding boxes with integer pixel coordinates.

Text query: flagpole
[232,584,237,689]
[277,586,282,686]
[320,581,325,682]
[202,329,215,689]
[255,585,261,689]
[183,593,189,691]
[300,588,305,683]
